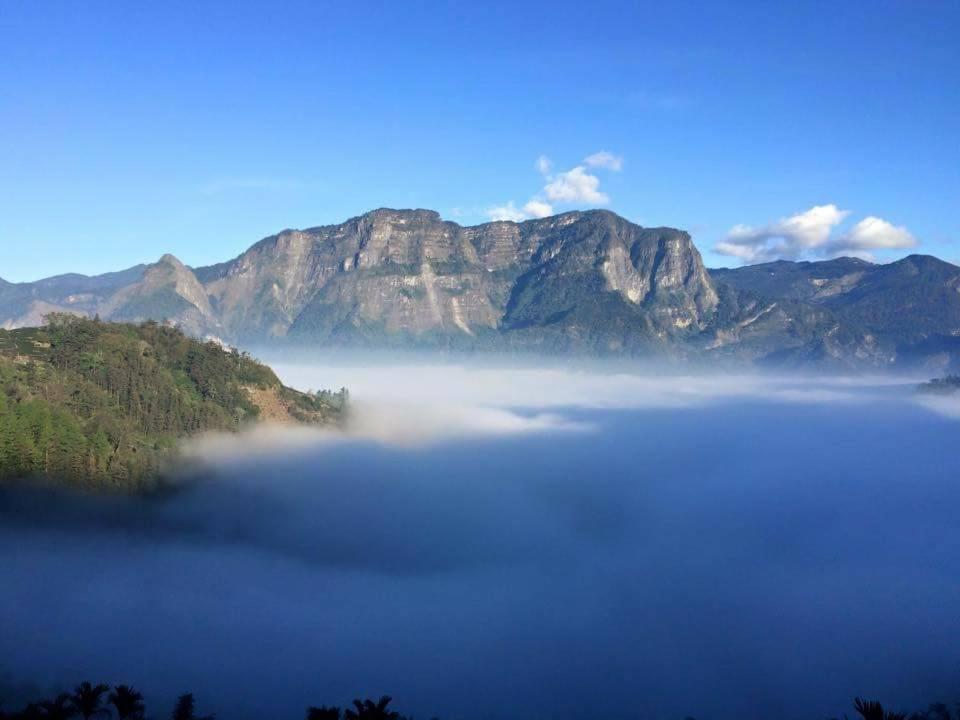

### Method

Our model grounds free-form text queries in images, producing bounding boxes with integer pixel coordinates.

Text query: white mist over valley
[2,361,957,720]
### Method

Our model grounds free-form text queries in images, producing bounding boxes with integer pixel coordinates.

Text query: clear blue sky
[1,0,957,281]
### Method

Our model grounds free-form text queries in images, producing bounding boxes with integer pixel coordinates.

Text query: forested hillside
[0,316,346,489]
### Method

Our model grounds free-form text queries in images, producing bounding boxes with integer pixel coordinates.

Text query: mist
[2,362,958,720]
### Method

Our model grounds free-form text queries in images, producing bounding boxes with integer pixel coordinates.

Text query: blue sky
[1,0,958,281]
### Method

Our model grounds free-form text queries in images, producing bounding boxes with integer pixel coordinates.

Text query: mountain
[0,316,346,489]
[98,254,222,338]
[711,254,960,370]
[1,209,957,369]
[0,264,147,329]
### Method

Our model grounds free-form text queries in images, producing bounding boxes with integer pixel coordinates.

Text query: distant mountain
[711,254,960,370]
[2,209,958,370]
[0,264,147,329]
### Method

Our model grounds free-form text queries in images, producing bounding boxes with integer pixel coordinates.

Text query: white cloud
[485,151,620,223]
[715,204,851,263]
[715,206,919,263]
[584,151,624,171]
[486,201,527,222]
[523,200,554,218]
[829,216,917,254]
[543,166,609,204]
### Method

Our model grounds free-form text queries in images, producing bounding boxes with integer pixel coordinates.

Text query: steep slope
[712,255,960,369]
[702,284,890,368]
[822,255,960,338]
[4,210,958,368]
[496,212,718,353]
[99,254,223,338]
[204,209,516,342]
[199,209,719,353]
[0,316,346,489]
[710,257,874,302]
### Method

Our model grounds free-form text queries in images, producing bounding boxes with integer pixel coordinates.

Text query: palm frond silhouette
[38,693,77,720]
[108,686,144,720]
[343,696,398,720]
[71,682,110,720]
[854,697,907,720]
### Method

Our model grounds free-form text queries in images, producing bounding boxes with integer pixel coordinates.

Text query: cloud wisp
[715,204,917,263]
[487,152,623,222]
[170,363,917,469]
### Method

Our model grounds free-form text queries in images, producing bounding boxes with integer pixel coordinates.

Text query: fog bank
[1,365,957,719]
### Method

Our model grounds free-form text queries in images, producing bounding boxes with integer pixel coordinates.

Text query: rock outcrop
[2,209,958,368]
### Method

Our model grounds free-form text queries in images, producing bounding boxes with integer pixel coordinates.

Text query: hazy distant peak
[893,253,957,270]
[156,253,187,268]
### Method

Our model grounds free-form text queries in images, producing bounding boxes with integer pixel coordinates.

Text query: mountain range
[3,208,959,371]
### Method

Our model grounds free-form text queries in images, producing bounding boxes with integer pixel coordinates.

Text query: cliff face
[3,208,957,368]
[201,209,720,350]
[100,254,222,339]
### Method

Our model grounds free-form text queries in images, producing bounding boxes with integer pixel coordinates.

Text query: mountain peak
[897,253,956,268]
[357,208,444,224]
[3,207,958,369]
[157,253,186,268]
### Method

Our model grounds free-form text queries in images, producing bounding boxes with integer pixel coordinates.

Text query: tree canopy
[0,316,346,489]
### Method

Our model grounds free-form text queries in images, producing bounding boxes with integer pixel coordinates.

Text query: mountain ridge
[3,209,958,371]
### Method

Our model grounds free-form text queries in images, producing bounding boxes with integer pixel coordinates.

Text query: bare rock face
[193,209,721,351]
[5,208,955,368]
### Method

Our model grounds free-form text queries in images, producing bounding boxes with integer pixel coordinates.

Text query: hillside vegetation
[0,315,346,489]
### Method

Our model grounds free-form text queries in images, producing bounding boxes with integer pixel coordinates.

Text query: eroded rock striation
[3,208,959,369]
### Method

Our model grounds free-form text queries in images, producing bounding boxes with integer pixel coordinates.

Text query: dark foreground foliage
[0,684,426,720]
[0,315,346,489]
[1,683,956,720]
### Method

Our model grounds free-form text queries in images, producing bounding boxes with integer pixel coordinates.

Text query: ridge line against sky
[1,1,957,282]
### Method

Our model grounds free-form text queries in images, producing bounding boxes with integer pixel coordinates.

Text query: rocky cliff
[2,209,957,369]
[195,209,720,353]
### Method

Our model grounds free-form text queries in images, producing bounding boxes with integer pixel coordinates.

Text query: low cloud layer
[0,365,956,720]
[180,361,955,466]
[178,366,900,463]
[487,152,623,222]
[715,204,917,263]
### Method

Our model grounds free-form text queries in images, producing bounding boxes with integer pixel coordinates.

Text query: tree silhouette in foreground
[6,683,960,720]
[107,687,143,720]
[38,693,76,720]
[71,683,110,720]
[344,696,399,720]
[171,693,213,720]
[854,697,908,720]
[306,707,342,720]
